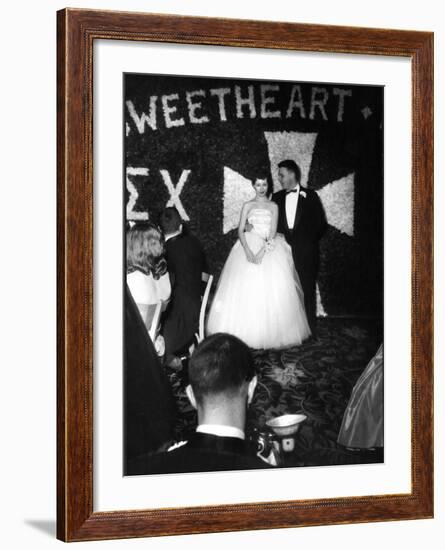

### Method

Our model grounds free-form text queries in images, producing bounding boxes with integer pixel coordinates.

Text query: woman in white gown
[206,178,311,350]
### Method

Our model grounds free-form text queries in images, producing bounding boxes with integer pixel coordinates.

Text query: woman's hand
[245,247,257,263]
[254,247,266,264]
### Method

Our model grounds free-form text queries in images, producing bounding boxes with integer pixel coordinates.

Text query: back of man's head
[188,333,256,405]
[160,207,182,235]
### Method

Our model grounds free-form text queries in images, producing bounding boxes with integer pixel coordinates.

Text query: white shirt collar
[196,424,245,440]
[165,228,182,242]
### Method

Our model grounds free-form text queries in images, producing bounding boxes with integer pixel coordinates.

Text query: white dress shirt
[285,183,301,229]
[165,227,182,242]
[196,424,245,440]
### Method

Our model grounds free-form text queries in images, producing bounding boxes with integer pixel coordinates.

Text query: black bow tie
[286,188,299,194]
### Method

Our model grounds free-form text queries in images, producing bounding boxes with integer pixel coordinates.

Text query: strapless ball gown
[206,206,311,349]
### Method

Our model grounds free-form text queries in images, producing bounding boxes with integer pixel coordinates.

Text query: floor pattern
[165,317,383,468]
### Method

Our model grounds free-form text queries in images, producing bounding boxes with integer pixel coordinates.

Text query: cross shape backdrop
[124,74,383,317]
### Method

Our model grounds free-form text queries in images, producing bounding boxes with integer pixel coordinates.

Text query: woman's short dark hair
[277,159,301,182]
[189,333,256,403]
[126,222,167,279]
[252,173,273,196]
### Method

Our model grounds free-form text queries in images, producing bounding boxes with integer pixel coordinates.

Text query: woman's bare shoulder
[127,269,148,280]
[242,199,256,211]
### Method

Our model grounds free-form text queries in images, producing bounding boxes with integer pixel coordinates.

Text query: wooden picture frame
[57,8,434,542]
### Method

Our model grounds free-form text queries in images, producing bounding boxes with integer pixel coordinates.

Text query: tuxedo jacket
[126,431,272,475]
[162,231,206,355]
[272,187,327,275]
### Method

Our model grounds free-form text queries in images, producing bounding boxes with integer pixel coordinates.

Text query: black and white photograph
[123,73,384,476]
[1,0,439,546]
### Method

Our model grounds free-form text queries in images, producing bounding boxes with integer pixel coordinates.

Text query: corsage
[264,238,275,252]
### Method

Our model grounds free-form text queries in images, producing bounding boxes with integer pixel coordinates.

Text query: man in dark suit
[126,333,272,474]
[272,160,327,337]
[160,207,206,367]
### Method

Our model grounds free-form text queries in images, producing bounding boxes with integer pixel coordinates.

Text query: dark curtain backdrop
[124,74,383,317]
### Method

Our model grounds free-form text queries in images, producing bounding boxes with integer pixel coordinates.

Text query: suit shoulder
[305,187,318,197]
[301,187,318,202]
[126,441,191,475]
[186,233,204,251]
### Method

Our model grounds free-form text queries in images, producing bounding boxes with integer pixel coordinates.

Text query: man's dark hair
[160,206,182,234]
[277,159,301,182]
[189,333,256,403]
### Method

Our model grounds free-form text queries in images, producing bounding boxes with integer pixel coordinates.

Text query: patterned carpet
[165,317,383,468]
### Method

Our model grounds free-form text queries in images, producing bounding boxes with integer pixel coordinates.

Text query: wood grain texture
[56,8,434,542]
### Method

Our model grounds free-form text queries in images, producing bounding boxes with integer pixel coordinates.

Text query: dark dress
[124,283,176,472]
[272,188,327,335]
[162,231,205,357]
[126,431,272,475]
[337,344,384,449]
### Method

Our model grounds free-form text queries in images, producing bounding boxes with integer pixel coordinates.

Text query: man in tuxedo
[159,207,206,367]
[272,159,327,337]
[126,333,272,474]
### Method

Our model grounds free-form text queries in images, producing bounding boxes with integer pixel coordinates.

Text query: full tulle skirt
[206,232,311,349]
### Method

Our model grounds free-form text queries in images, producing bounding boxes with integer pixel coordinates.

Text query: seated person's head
[160,207,182,236]
[186,333,257,423]
[126,222,167,279]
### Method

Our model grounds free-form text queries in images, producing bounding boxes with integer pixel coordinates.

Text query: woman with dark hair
[206,177,311,350]
[126,222,171,338]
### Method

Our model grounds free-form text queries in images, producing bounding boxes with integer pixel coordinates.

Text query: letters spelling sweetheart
[126,84,353,133]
